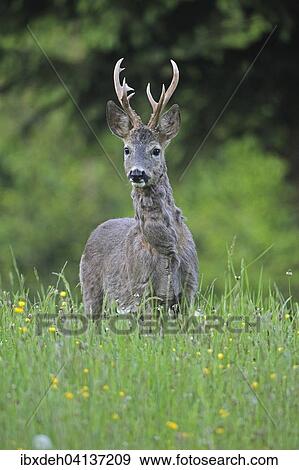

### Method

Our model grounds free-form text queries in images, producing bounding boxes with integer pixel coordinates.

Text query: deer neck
[132,171,183,302]
[131,172,183,240]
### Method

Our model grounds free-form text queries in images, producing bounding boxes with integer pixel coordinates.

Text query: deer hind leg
[82,285,104,319]
[80,253,104,319]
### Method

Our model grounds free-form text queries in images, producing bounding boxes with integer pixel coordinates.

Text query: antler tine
[113,58,141,128]
[147,60,179,128]
[147,84,166,128]
[163,59,179,109]
[122,77,135,100]
[113,58,125,105]
[146,83,165,112]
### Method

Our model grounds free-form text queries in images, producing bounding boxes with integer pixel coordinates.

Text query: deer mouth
[131,181,146,188]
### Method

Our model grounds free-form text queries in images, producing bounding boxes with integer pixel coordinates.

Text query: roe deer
[80,58,198,316]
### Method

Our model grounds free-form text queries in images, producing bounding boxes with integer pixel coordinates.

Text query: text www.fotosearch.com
[19,452,279,467]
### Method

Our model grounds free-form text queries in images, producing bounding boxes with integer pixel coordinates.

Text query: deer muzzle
[128,168,150,187]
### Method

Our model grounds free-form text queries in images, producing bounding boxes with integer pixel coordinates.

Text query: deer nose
[129,169,149,184]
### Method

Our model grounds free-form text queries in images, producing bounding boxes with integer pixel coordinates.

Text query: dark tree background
[0,0,298,291]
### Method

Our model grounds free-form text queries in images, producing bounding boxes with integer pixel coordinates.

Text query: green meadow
[0,266,298,450]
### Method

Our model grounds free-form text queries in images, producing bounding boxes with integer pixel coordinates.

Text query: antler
[113,58,142,128]
[147,59,179,129]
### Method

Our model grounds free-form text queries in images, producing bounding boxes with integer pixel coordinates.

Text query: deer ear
[158,104,181,142]
[106,100,131,138]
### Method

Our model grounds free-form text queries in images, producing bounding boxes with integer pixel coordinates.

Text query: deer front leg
[169,255,181,303]
[142,218,181,304]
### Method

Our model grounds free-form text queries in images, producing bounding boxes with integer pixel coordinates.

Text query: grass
[0,263,298,450]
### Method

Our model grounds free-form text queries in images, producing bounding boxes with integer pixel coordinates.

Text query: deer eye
[152,148,160,157]
[124,147,130,156]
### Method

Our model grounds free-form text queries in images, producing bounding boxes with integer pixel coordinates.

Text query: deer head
[106,58,180,188]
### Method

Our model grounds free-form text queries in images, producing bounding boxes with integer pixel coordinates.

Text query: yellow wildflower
[292,364,299,370]
[196,351,201,357]
[207,348,213,354]
[119,390,125,398]
[25,317,31,323]
[226,363,231,369]
[102,384,109,392]
[64,392,74,400]
[217,353,224,360]
[215,426,225,435]
[19,326,28,334]
[284,314,290,320]
[14,307,24,314]
[219,408,230,418]
[60,291,67,298]
[112,412,120,420]
[203,367,210,376]
[270,373,277,380]
[18,300,26,307]
[51,375,59,387]
[83,368,89,374]
[166,421,178,431]
[277,347,284,353]
[48,326,56,333]
[251,381,259,390]
[82,391,90,399]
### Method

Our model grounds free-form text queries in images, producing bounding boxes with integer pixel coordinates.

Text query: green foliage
[178,137,299,289]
